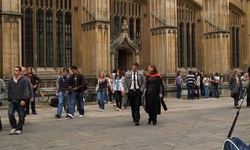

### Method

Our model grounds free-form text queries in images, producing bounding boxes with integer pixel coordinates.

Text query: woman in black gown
[145,65,164,125]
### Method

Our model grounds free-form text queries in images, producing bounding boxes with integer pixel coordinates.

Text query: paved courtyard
[0,97,250,150]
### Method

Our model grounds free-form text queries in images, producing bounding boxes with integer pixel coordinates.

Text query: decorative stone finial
[121,20,128,32]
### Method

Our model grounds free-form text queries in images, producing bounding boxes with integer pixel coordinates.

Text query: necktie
[134,72,136,90]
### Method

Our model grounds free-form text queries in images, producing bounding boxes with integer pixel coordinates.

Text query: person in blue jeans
[70,66,86,117]
[55,68,72,118]
[96,72,108,111]
[186,70,196,100]
[8,66,30,135]
[175,71,183,99]
[203,75,210,98]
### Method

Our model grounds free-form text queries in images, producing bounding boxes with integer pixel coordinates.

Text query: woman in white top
[203,74,210,98]
[112,70,124,111]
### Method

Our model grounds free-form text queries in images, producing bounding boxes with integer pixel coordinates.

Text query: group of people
[175,70,220,100]
[55,66,86,119]
[174,68,250,109]
[229,68,250,109]
[96,62,165,126]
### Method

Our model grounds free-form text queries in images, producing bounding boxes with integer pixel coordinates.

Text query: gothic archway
[110,20,140,71]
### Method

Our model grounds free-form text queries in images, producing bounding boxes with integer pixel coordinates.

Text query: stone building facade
[0,0,249,81]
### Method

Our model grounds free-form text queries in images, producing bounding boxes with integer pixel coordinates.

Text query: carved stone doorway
[114,48,134,71]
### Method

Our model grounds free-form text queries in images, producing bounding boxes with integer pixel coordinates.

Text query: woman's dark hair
[27,66,33,74]
[149,65,158,74]
[115,70,122,78]
[176,71,181,77]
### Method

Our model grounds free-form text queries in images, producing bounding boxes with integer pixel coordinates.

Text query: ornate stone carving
[4,16,19,23]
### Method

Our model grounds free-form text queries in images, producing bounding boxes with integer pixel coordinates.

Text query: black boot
[148,118,152,124]
[152,114,157,125]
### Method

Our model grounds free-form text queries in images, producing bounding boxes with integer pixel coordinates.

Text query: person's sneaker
[118,109,121,111]
[55,114,61,118]
[9,129,16,135]
[15,130,22,135]
[68,114,74,119]
[79,115,83,118]
[116,108,119,111]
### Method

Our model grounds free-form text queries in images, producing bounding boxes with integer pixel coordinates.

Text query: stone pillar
[149,0,177,76]
[0,0,22,77]
[80,0,110,77]
[203,0,230,74]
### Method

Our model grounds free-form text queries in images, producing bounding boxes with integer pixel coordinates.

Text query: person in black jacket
[70,66,86,118]
[145,65,164,125]
[25,66,40,114]
[8,66,30,135]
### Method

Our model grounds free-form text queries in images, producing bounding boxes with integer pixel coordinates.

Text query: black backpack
[49,97,59,107]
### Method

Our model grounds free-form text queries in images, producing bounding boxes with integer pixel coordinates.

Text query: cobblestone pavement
[0,97,250,150]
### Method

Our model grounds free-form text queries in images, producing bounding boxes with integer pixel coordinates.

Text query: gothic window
[186,23,191,67]
[60,0,63,9]
[136,18,141,39]
[177,1,197,68]
[56,0,59,8]
[65,13,72,67]
[65,0,67,9]
[24,9,33,67]
[230,11,240,68]
[37,10,44,67]
[111,0,141,42]
[114,16,119,35]
[22,0,72,69]
[45,0,48,7]
[129,18,134,39]
[40,0,43,7]
[46,11,53,67]
[56,12,63,67]
[191,23,196,67]
[179,22,184,67]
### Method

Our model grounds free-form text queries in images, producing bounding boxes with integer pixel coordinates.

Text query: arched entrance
[110,20,141,72]
[114,48,134,71]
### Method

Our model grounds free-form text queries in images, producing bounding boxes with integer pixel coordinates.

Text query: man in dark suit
[123,62,145,126]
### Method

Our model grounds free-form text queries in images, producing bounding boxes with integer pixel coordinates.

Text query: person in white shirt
[112,70,124,111]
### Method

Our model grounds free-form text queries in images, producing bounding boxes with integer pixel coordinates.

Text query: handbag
[121,90,125,96]
[231,87,239,98]
[242,80,249,88]
[95,85,99,92]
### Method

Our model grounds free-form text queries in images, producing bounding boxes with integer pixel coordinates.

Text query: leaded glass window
[177,1,197,68]
[65,13,72,67]
[230,10,240,68]
[25,10,33,66]
[37,10,44,67]
[56,12,63,67]
[46,12,53,67]
[129,18,134,40]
